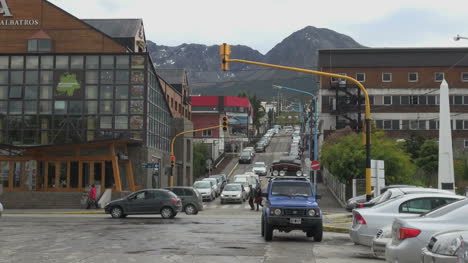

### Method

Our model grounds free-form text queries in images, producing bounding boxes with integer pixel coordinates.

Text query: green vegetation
[193,143,210,180]
[277,112,300,125]
[238,91,265,134]
[320,129,416,185]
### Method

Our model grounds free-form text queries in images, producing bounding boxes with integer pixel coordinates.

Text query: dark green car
[165,187,204,215]
[104,189,182,219]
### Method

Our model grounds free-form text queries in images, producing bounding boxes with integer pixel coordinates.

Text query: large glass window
[41,56,53,69]
[70,56,84,69]
[39,101,52,114]
[11,56,24,69]
[56,56,69,69]
[116,56,129,69]
[86,101,97,114]
[101,56,114,69]
[54,101,67,114]
[115,116,128,129]
[0,71,7,84]
[115,86,128,99]
[26,71,39,84]
[0,57,8,69]
[11,71,24,84]
[86,71,99,84]
[100,101,113,114]
[86,56,99,69]
[26,56,39,69]
[9,101,22,114]
[100,86,113,99]
[24,101,37,114]
[9,86,22,98]
[100,70,113,84]
[28,40,53,52]
[115,101,128,114]
[0,86,7,99]
[40,71,53,84]
[69,101,82,114]
[40,86,52,99]
[85,86,98,99]
[100,116,112,129]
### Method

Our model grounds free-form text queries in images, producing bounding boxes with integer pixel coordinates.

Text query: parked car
[350,192,464,246]
[255,142,266,153]
[220,183,247,204]
[205,176,222,194]
[244,147,255,157]
[386,198,468,263]
[353,187,455,211]
[104,189,182,219]
[0,201,3,217]
[239,151,253,164]
[210,174,227,190]
[232,175,251,196]
[252,162,267,176]
[193,180,215,201]
[421,229,468,263]
[371,224,392,259]
[164,186,204,215]
[346,185,422,211]
[202,178,220,197]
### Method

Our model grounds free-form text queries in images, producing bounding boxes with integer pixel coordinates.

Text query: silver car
[0,201,3,217]
[421,229,468,263]
[202,178,220,197]
[252,162,267,176]
[220,183,247,204]
[193,181,215,201]
[371,224,392,259]
[386,198,468,263]
[350,193,463,246]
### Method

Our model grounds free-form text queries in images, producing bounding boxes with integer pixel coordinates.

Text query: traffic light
[220,43,231,71]
[170,155,175,168]
[222,116,228,131]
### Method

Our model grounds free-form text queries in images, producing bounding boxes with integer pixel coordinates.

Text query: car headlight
[296,171,303,176]
[270,208,282,216]
[221,194,226,197]
[436,237,463,256]
[236,194,241,197]
[279,171,285,176]
[308,209,317,216]
[272,170,279,176]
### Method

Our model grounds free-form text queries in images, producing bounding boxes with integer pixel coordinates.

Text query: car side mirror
[315,194,321,200]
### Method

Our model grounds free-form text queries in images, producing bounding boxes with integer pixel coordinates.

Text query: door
[126,191,148,213]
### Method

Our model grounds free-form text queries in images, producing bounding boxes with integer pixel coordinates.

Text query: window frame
[461,72,468,82]
[435,72,444,82]
[356,73,366,82]
[382,72,392,82]
[408,72,418,82]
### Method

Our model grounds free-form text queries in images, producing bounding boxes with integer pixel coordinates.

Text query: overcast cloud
[49,0,468,54]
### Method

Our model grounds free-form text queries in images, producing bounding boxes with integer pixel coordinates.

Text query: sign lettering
[0,0,12,17]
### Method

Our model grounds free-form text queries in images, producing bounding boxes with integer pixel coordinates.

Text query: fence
[352,179,366,197]
[322,168,347,206]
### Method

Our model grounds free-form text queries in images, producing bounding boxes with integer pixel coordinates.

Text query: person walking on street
[255,185,263,211]
[248,184,255,210]
[87,184,99,209]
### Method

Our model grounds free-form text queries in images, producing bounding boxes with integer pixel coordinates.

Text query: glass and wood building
[0,0,176,200]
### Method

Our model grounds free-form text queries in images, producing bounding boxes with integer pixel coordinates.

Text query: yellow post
[219,47,373,200]
[170,123,226,186]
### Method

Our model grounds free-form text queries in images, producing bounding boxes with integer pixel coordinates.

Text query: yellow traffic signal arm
[220,44,373,201]
[170,124,224,156]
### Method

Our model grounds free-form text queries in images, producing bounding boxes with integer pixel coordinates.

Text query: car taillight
[354,213,367,225]
[358,203,364,208]
[398,228,421,240]
[169,199,180,204]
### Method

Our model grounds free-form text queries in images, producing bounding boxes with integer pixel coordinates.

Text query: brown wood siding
[0,0,125,53]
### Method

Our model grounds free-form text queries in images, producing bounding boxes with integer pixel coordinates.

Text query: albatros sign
[0,0,40,26]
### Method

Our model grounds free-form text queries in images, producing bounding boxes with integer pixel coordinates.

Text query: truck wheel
[306,232,313,237]
[314,225,323,242]
[264,221,273,241]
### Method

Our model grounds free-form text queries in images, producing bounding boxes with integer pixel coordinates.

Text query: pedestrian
[248,185,255,210]
[86,184,99,209]
[255,186,263,211]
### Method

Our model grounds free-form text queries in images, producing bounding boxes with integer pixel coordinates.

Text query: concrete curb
[323,225,349,233]
[5,211,105,215]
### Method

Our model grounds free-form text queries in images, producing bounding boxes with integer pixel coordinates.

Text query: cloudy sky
[50,0,468,54]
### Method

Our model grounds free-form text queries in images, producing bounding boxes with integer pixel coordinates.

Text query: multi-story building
[191,96,252,161]
[0,0,190,207]
[318,48,468,156]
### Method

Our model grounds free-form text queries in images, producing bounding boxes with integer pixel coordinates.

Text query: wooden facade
[0,140,139,192]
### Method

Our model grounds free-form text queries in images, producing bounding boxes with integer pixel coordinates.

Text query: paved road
[0,213,379,263]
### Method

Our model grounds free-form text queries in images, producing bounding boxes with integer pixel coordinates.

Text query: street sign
[141,163,159,169]
[311,160,320,171]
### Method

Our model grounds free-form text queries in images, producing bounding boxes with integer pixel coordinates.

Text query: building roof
[82,19,142,38]
[29,30,52,40]
[318,47,468,68]
[224,96,250,108]
[191,96,219,107]
[157,69,187,85]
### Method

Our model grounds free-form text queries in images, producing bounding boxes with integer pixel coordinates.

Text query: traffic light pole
[220,43,373,201]
[170,123,227,187]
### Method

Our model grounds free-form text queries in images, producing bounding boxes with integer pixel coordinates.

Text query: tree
[415,140,438,174]
[193,143,210,180]
[238,91,266,135]
[402,133,426,160]
[320,130,416,185]
[267,109,274,128]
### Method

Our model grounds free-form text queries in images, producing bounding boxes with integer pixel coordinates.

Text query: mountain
[148,26,364,99]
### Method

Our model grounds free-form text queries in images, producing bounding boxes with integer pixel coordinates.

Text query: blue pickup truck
[261,176,323,242]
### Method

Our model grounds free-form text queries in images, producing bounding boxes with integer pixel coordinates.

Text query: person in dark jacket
[255,185,263,211]
[248,184,255,210]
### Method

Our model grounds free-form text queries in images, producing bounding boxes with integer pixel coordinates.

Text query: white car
[193,181,215,201]
[386,198,468,263]
[421,229,468,263]
[252,162,267,176]
[202,178,220,197]
[350,193,464,246]
[220,183,247,204]
[371,224,392,259]
[0,201,3,217]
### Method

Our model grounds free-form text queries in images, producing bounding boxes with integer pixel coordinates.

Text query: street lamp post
[273,85,319,194]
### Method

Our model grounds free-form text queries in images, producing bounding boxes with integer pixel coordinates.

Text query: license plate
[290,218,301,224]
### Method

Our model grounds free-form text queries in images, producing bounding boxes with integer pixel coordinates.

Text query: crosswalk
[203,202,256,210]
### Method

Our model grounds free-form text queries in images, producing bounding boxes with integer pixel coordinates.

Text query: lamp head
[454,34,461,41]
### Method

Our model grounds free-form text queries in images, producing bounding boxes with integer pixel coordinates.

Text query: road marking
[227,162,239,178]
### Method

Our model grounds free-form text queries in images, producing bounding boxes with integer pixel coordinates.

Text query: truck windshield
[271,182,312,196]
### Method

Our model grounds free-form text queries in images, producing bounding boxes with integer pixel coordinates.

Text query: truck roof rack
[265,176,309,181]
